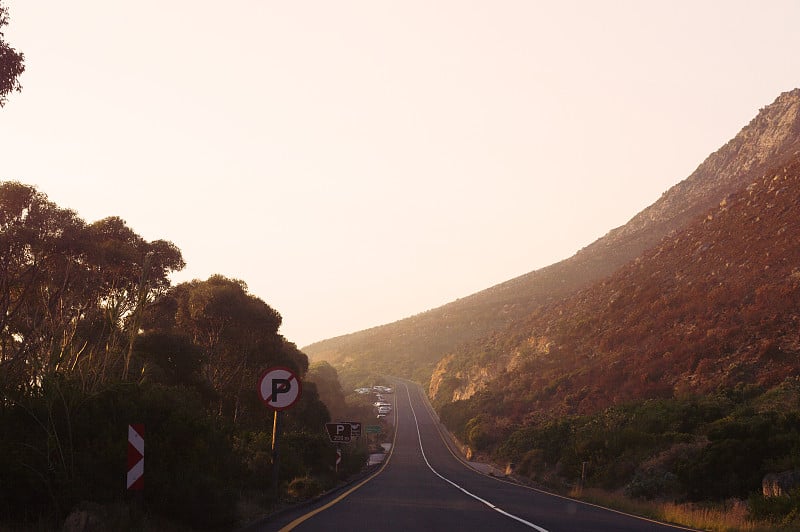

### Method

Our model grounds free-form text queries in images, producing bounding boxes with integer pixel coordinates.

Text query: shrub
[516,449,545,478]
[287,477,323,500]
[748,489,800,524]
[625,470,681,500]
[465,415,492,451]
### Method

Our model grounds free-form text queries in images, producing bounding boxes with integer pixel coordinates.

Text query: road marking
[277,392,398,531]
[402,378,698,532]
[403,384,549,532]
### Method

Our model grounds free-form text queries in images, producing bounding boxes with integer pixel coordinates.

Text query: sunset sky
[2,1,800,347]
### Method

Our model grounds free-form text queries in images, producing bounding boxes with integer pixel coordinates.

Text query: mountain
[430,151,800,416]
[304,89,800,386]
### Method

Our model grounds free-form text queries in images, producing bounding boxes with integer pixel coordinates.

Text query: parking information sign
[258,367,302,411]
[325,422,352,443]
[346,421,362,438]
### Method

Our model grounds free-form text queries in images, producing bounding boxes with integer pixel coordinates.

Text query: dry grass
[660,500,757,531]
[571,487,800,532]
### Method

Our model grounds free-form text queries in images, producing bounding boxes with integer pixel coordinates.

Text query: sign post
[258,367,302,497]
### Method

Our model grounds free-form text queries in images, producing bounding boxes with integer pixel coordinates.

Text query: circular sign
[258,367,302,411]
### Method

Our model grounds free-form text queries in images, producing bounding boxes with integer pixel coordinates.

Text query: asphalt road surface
[250,380,695,532]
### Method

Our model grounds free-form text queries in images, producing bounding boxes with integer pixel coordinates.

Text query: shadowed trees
[0,182,349,528]
[140,275,308,424]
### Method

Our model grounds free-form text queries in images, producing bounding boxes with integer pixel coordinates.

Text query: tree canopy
[0,181,352,528]
[0,2,24,106]
[0,182,185,393]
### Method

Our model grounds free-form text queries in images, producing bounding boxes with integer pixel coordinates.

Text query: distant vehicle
[377,413,387,419]
[374,401,391,407]
[378,406,391,414]
[355,388,372,395]
[373,385,393,394]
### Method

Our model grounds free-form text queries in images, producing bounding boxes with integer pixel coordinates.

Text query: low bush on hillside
[439,378,800,520]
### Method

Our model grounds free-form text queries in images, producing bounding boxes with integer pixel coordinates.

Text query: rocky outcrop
[608,89,800,241]
[763,470,800,497]
[62,502,107,532]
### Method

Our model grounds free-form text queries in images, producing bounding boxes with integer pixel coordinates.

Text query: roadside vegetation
[0,182,367,530]
[438,379,800,530]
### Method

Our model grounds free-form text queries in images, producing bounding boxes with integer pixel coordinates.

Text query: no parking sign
[258,367,302,411]
[258,366,302,495]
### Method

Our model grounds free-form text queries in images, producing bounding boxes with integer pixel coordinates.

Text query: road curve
[250,380,696,532]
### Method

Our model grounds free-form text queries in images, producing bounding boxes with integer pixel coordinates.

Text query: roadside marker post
[258,367,302,497]
[127,424,144,490]
[127,423,145,526]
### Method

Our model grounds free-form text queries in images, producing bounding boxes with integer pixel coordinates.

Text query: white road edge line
[404,384,549,532]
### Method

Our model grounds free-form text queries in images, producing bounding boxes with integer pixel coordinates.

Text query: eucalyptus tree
[84,216,184,381]
[143,275,308,424]
[0,182,185,392]
[0,182,90,392]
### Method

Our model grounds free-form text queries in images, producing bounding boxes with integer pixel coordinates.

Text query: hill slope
[430,152,800,417]
[304,89,800,385]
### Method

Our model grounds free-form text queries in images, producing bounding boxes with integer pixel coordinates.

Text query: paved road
[251,381,694,532]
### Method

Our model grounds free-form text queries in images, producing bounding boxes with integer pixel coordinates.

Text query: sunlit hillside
[425,150,800,511]
[305,89,800,390]
[430,153,800,416]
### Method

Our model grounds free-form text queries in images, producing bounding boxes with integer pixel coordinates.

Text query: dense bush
[677,412,800,501]
[287,476,324,499]
[443,381,800,514]
[749,489,800,524]
[0,378,240,528]
[0,183,364,529]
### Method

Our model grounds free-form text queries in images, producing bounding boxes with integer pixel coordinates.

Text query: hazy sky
[2,1,799,347]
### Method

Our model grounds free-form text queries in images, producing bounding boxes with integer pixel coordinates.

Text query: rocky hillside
[430,152,800,419]
[305,89,800,385]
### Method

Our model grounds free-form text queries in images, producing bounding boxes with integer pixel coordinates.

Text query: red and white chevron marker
[127,424,144,490]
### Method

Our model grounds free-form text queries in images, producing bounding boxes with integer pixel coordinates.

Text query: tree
[0,182,185,392]
[0,1,24,106]
[142,275,307,425]
[85,216,184,380]
[306,361,347,419]
[0,182,90,393]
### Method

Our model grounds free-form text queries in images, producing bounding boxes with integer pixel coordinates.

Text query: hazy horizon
[2,1,800,347]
